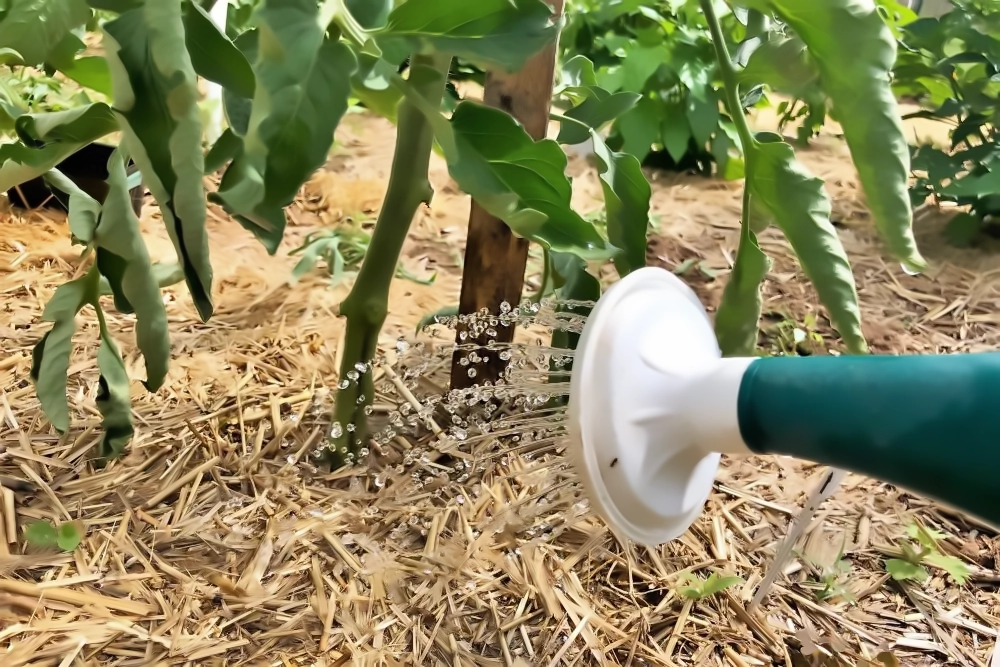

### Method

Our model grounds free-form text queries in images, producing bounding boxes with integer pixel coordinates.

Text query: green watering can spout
[566,266,1000,547]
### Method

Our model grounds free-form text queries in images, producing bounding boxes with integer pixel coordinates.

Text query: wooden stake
[450,0,566,390]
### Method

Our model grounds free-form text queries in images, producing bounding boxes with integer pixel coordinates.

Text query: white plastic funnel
[566,267,753,546]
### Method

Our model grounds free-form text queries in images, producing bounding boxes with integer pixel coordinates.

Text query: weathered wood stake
[449,0,566,391]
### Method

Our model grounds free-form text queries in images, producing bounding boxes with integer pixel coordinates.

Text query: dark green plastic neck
[737,353,1000,529]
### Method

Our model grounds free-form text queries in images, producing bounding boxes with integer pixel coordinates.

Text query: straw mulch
[1,110,999,666]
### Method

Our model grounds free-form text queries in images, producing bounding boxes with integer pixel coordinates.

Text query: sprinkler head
[568,268,1000,546]
[567,267,752,546]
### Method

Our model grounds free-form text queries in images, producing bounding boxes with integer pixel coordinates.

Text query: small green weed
[289,224,436,288]
[884,521,971,585]
[676,571,743,601]
[802,550,855,603]
[24,519,84,552]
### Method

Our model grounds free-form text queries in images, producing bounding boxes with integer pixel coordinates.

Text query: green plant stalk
[325,53,451,467]
[701,0,763,357]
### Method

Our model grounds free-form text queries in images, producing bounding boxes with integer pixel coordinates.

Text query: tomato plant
[1,0,924,468]
[895,0,1000,246]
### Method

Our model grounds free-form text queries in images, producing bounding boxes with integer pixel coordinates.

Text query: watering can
[566,266,1000,546]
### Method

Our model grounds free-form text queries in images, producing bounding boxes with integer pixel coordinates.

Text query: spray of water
[303,298,596,502]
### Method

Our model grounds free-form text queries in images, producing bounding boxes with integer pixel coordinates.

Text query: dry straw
[0,112,998,665]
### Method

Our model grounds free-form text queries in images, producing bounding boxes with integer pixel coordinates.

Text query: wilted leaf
[715,228,770,357]
[94,148,170,391]
[41,168,101,244]
[588,130,650,277]
[214,0,357,253]
[0,104,117,192]
[30,274,95,433]
[104,2,215,320]
[425,101,615,261]
[0,0,90,66]
[737,0,926,272]
[183,1,256,100]
[376,0,559,72]
[94,320,135,462]
[748,133,866,354]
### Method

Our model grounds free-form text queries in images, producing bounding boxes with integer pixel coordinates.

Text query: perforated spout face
[566,267,744,546]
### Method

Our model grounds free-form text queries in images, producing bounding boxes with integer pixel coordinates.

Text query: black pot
[6,142,145,217]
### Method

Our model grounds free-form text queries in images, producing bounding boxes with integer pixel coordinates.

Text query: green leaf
[741,0,926,272]
[56,522,83,551]
[94,316,135,462]
[616,96,661,164]
[30,273,96,433]
[740,36,820,99]
[556,89,642,145]
[423,100,615,261]
[346,0,392,29]
[24,520,58,548]
[715,229,770,357]
[748,134,866,354]
[700,573,744,598]
[214,0,358,253]
[885,558,928,582]
[59,56,114,96]
[183,1,256,100]
[352,54,402,124]
[685,92,720,148]
[0,0,91,65]
[376,0,559,72]
[222,29,258,136]
[204,128,243,174]
[104,2,215,321]
[550,251,601,356]
[94,148,170,391]
[924,552,971,585]
[661,100,691,164]
[588,130,650,277]
[943,212,981,248]
[939,169,1000,199]
[87,0,141,10]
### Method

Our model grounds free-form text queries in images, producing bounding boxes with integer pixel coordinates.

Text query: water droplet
[396,338,410,353]
[330,422,343,438]
[339,379,349,389]
[354,362,368,374]
[467,368,477,378]
[347,370,360,381]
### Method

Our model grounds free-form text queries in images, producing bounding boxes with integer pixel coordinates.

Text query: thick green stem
[325,53,451,467]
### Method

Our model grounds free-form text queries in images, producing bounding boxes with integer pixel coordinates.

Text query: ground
[0,101,998,667]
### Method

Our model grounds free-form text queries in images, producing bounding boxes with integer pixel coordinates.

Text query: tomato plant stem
[700,0,757,271]
[325,53,451,467]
